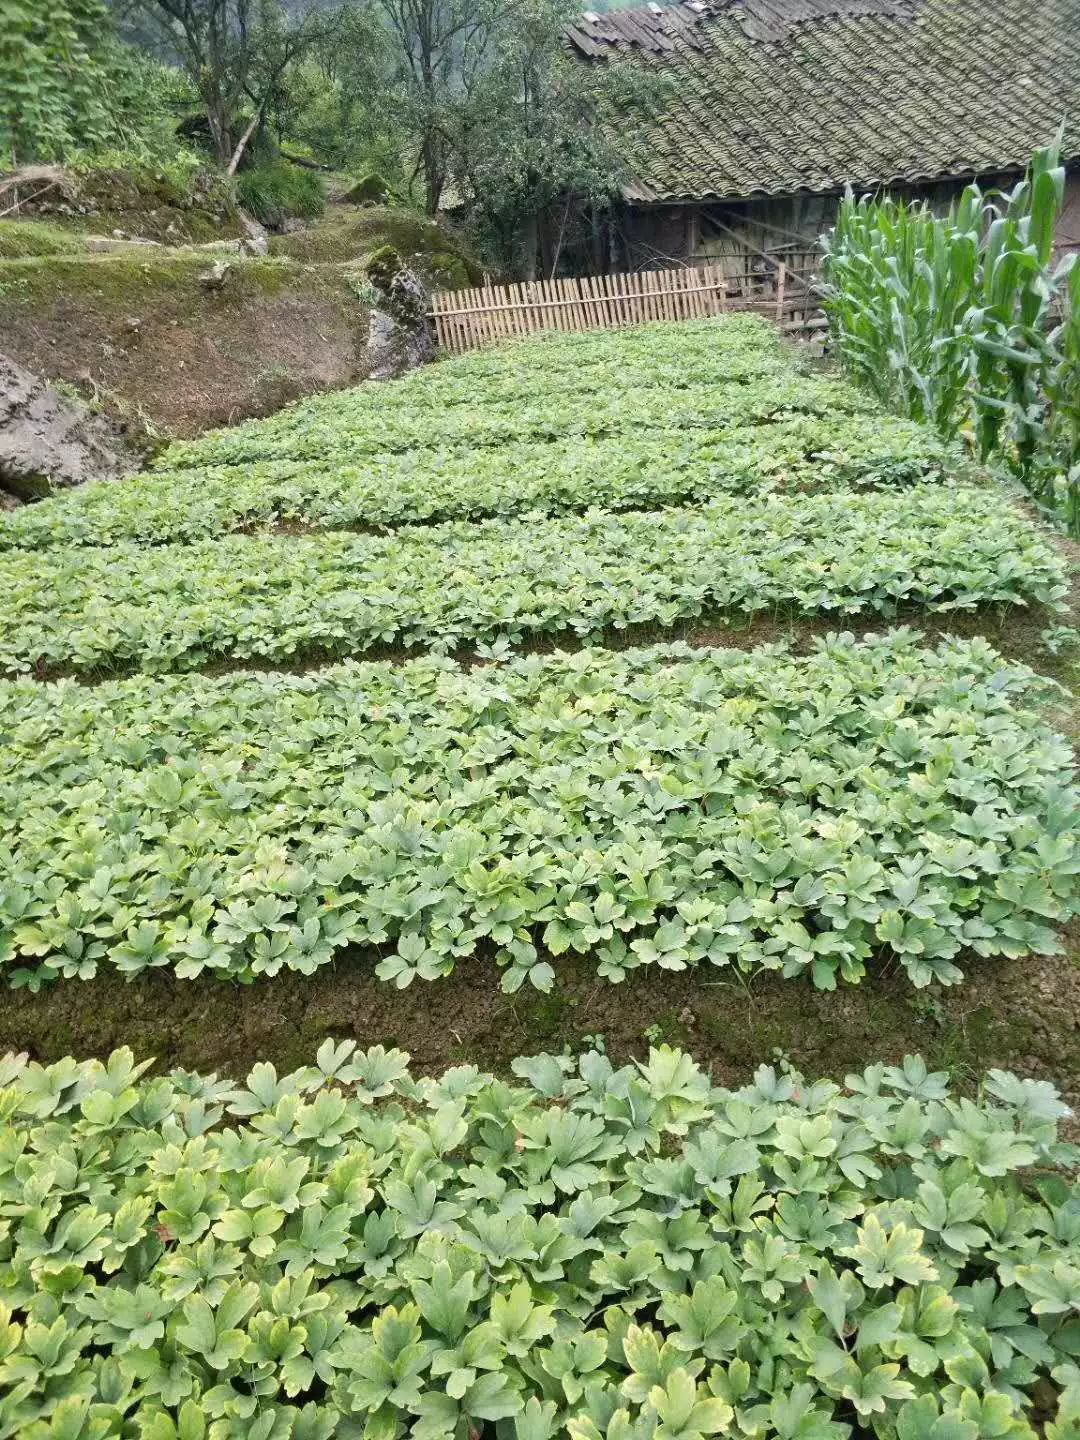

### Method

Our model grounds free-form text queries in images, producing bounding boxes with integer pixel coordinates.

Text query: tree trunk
[520,211,539,281]
[226,107,264,178]
[203,91,235,167]
[422,135,444,216]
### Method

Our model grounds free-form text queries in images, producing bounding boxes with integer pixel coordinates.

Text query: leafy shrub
[2,632,1076,992]
[0,486,1064,678]
[236,161,325,229]
[0,413,954,553]
[1,1040,1078,1439]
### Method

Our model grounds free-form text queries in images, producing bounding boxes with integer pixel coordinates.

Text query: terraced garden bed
[4,1042,1077,1439]
[3,312,1078,1439]
[4,630,1075,994]
[0,489,1065,677]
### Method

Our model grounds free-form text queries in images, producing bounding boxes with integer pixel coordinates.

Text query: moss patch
[344,174,394,205]
[58,166,243,245]
[0,219,86,259]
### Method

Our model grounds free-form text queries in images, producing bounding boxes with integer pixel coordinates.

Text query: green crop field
[1,314,1077,1440]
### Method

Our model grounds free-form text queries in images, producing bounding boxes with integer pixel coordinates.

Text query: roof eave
[620,152,1080,206]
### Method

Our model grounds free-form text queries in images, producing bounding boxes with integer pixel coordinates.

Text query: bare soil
[0,255,373,439]
[2,937,1076,1125]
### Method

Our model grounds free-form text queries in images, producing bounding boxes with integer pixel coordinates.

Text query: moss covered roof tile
[565,0,1080,201]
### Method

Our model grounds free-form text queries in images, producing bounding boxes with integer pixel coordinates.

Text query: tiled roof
[565,0,1080,202]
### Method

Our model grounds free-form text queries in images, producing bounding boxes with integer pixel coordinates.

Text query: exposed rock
[365,255,434,380]
[0,355,137,504]
[198,260,232,289]
[83,235,162,252]
[238,213,269,256]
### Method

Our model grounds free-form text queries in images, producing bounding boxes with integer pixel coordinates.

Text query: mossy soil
[268,204,482,285]
[0,254,373,439]
[2,935,1076,1120]
[47,166,243,245]
[0,200,478,441]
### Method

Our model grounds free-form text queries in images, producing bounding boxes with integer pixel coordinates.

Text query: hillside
[0,177,478,445]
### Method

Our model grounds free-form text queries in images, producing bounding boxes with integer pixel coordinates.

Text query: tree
[373,0,511,215]
[450,0,661,276]
[271,7,399,177]
[122,0,344,173]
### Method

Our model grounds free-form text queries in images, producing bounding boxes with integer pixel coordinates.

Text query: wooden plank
[489,279,506,343]
[596,272,611,329]
[579,273,595,330]
[476,283,492,348]
[691,265,707,319]
[450,286,463,352]
[677,267,691,322]
[517,281,534,339]
[620,270,634,328]
[569,276,583,332]
[544,278,560,334]
[438,290,453,355]
[566,276,581,333]
[593,272,610,329]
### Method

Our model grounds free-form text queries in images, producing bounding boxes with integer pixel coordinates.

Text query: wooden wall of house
[609,165,1080,298]
[1057,171,1080,258]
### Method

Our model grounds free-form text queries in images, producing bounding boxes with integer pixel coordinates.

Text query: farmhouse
[563,0,1080,287]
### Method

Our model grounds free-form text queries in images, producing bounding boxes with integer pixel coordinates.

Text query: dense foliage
[156,373,873,470]
[0,414,954,553]
[0,0,119,162]
[2,631,1077,993]
[2,1041,1078,1440]
[822,139,1080,532]
[0,318,961,554]
[0,487,1064,677]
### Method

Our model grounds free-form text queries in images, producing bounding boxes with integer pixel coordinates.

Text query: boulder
[363,249,434,380]
[0,355,137,504]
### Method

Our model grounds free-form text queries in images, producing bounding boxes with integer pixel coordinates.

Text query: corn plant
[822,137,1080,532]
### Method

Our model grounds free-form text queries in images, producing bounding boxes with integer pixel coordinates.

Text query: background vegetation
[1,0,651,277]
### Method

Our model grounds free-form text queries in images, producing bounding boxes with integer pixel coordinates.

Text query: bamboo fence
[430,261,817,354]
